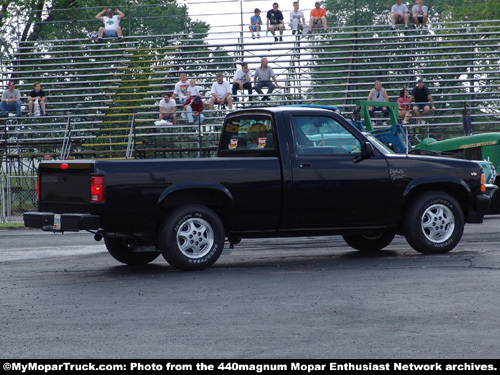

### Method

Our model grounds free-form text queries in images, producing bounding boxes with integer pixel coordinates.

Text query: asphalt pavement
[1,217,499,359]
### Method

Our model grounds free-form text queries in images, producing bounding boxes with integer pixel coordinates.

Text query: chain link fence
[1,175,37,223]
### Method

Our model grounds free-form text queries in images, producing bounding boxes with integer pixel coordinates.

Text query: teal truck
[413,133,500,213]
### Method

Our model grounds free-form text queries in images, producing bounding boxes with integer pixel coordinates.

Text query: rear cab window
[219,113,276,156]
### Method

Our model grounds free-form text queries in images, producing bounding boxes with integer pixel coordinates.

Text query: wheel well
[404,183,470,219]
[159,189,232,231]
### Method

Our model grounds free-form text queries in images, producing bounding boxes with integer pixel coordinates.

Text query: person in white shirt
[412,0,428,28]
[158,92,177,125]
[289,1,308,35]
[209,73,233,110]
[172,73,189,105]
[186,79,201,97]
[390,0,409,30]
[232,62,253,102]
[95,8,125,42]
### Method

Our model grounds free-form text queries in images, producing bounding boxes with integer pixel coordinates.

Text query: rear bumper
[23,212,100,232]
[467,193,491,224]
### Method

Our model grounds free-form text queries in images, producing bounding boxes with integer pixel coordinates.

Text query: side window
[291,115,361,156]
[220,114,275,154]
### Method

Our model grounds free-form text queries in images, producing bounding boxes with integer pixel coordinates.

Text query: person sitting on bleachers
[412,0,428,29]
[308,1,327,33]
[289,1,308,35]
[209,73,233,110]
[95,8,125,43]
[367,80,389,124]
[158,92,177,125]
[232,62,253,102]
[184,96,205,126]
[249,8,262,39]
[172,73,190,105]
[28,82,47,116]
[253,57,281,102]
[390,0,409,30]
[1,81,21,118]
[408,78,436,124]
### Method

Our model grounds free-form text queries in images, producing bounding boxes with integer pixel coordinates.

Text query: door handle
[299,163,311,168]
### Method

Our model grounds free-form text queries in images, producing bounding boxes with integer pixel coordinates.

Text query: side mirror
[353,142,375,163]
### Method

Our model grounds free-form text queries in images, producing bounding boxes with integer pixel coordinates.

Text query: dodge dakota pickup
[24,107,491,270]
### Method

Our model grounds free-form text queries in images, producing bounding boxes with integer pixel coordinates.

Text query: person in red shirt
[309,1,327,32]
[184,96,204,126]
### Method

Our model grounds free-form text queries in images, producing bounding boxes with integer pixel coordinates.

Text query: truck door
[288,114,393,228]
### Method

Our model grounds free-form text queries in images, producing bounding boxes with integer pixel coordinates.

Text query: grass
[0,222,26,229]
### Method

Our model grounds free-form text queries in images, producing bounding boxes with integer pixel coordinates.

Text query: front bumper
[23,212,100,232]
[485,183,498,199]
[467,193,491,224]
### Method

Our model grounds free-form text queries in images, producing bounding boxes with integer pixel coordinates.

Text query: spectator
[232,62,253,102]
[367,80,390,123]
[267,2,285,42]
[158,92,177,125]
[209,73,233,110]
[184,96,205,126]
[186,79,201,97]
[289,1,308,35]
[309,1,327,33]
[249,8,262,39]
[463,106,472,136]
[172,73,189,105]
[397,87,412,124]
[390,0,409,30]
[1,81,21,117]
[253,57,281,102]
[95,8,125,43]
[28,82,47,116]
[412,0,428,29]
[409,79,436,124]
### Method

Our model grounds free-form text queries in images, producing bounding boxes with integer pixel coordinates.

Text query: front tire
[159,205,225,271]
[404,191,464,254]
[104,238,160,265]
[342,231,396,252]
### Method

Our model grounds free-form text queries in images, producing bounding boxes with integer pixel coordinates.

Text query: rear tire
[404,191,464,254]
[104,238,160,265]
[342,231,395,252]
[159,205,225,271]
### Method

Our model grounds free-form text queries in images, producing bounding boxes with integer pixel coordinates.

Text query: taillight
[36,175,40,201]
[480,172,486,193]
[90,175,105,203]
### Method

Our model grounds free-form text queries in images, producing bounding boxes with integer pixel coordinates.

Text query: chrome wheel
[176,217,214,259]
[421,203,455,243]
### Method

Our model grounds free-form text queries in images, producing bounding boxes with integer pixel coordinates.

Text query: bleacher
[1,19,500,166]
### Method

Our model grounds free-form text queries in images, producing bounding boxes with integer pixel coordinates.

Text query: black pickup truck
[24,107,491,270]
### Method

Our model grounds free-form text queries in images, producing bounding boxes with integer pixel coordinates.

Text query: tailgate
[38,161,95,212]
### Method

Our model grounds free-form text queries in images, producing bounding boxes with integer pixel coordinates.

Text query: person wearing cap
[309,1,327,33]
[267,2,285,42]
[95,8,125,43]
[184,95,205,126]
[390,0,409,30]
[27,82,47,116]
[232,62,253,102]
[249,8,262,39]
[289,1,308,35]
[408,79,436,124]
[1,81,22,117]
[209,73,233,110]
